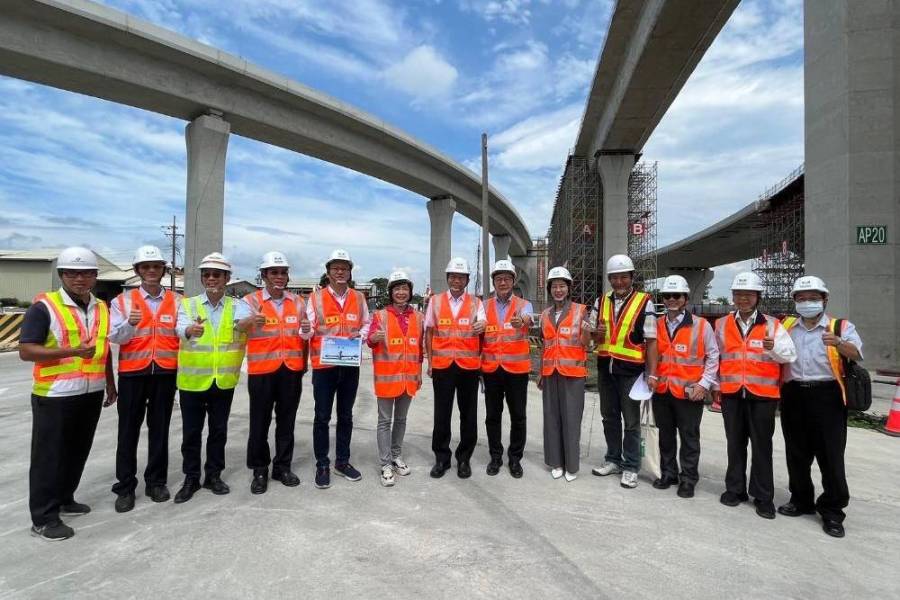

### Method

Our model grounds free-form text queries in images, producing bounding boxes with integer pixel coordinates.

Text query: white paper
[629,374,653,401]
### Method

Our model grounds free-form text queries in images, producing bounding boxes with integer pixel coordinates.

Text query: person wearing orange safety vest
[778,276,862,539]
[590,254,658,489]
[301,249,370,490]
[538,267,592,481]
[650,275,719,500]
[482,259,533,479]
[108,245,181,513]
[712,271,796,520]
[19,247,116,541]
[425,257,486,480]
[244,251,307,495]
[366,271,423,487]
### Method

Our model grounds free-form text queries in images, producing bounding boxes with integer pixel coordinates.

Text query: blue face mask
[795,300,824,318]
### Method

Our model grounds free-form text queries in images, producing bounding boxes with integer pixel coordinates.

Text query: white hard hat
[606,254,635,274]
[731,271,764,292]
[325,249,353,270]
[445,257,470,276]
[388,270,413,288]
[661,275,690,294]
[259,251,290,270]
[56,246,98,270]
[198,252,232,272]
[490,259,516,280]
[546,266,573,284]
[791,275,829,297]
[132,245,166,266]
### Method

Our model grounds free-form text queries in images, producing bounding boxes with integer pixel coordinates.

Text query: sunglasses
[201,271,225,279]
[661,293,684,300]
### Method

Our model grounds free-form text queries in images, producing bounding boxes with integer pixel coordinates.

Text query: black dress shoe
[272,470,301,487]
[754,499,776,519]
[146,485,170,503]
[114,493,135,513]
[173,478,200,504]
[60,501,91,516]
[486,458,502,476]
[430,462,451,479]
[652,476,678,490]
[822,519,845,538]
[677,482,695,499]
[777,502,815,517]
[457,461,472,479]
[508,460,524,479]
[719,491,749,507]
[203,476,230,495]
[251,469,268,495]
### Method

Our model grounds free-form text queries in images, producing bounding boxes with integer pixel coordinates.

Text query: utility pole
[161,215,184,292]
[481,133,490,300]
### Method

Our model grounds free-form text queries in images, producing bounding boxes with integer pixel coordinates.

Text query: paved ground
[0,349,898,599]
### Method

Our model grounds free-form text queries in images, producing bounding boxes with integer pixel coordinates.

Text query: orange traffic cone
[884,379,900,437]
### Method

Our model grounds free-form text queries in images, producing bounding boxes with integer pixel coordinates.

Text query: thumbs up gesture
[300,315,311,334]
[253,311,266,328]
[370,321,385,344]
[763,334,775,350]
[510,311,524,329]
[187,316,206,338]
[128,306,142,325]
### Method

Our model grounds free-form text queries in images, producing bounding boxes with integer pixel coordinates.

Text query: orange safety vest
[309,287,365,370]
[429,292,481,371]
[481,296,531,375]
[595,290,650,363]
[782,316,848,405]
[656,313,710,399]
[115,289,180,372]
[244,290,306,375]
[372,308,423,398]
[540,302,587,378]
[716,312,782,399]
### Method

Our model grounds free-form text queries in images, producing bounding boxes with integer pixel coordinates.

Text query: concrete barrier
[0,313,23,350]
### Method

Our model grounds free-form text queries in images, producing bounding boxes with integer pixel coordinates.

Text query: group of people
[19,245,862,543]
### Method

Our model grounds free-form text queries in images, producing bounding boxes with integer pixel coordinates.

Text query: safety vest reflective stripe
[244,290,306,374]
[429,293,481,371]
[656,316,709,399]
[372,309,423,398]
[116,289,180,372]
[176,296,247,391]
[595,291,649,363]
[540,303,587,377]
[309,289,364,370]
[782,316,847,405]
[481,296,531,374]
[715,313,781,399]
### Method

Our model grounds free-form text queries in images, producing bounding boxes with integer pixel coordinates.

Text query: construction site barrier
[0,313,24,350]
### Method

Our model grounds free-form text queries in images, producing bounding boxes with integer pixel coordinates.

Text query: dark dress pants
[598,367,642,472]
[721,392,778,503]
[483,368,529,462]
[652,392,704,483]
[179,384,234,479]
[247,364,303,472]
[432,363,480,465]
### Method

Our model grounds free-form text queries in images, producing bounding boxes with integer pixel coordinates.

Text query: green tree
[369,277,389,308]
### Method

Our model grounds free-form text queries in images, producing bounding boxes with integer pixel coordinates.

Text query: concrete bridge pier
[427,196,456,295]
[185,113,230,297]
[511,254,536,305]
[597,153,636,282]
[492,234,511,263]
[678,268,714,306]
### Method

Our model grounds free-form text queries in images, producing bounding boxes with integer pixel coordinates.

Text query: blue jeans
[599,368,642,472]
[312,366,359,468]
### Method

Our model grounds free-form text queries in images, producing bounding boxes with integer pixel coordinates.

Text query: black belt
[788,379,837,388]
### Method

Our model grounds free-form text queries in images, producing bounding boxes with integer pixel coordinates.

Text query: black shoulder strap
[833,318,852,369]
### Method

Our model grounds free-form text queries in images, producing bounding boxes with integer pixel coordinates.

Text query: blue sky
[0,0,803,296]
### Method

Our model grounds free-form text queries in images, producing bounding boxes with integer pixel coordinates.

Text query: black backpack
[834,319,872,411]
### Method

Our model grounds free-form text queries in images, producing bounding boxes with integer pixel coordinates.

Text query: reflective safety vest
[372,308,423,398]
[656,314,710,399]
[115,288,180,372]
[243,290,306,375]
[32,289,110,397]
[782,316,847,405]
[309,288,365,370]
[176,296,246,392]
[541,302,587,378]
[595,291,650,363]
[715,312,781,399]
[430,293,481,371]
[481,296,531,374]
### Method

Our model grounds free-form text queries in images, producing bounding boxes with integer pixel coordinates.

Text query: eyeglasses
[60,270,97,279]
[661,293,683,300]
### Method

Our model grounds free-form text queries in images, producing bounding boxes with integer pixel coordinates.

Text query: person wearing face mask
[651,275,719,499]
[778,276,862,538]
[243,252,306,494]
[712,272,796,520]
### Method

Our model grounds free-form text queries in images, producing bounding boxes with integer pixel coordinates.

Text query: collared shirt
[301,285,371,340]
[260,287,286,317]
[492,293,534,324]
[783,313,864,382]
[731,310,797,364]
[175,293,251,340]
[592,289,657,339]
[664,310,719,390]
[20,287,99,345]
[109,285,167,345]
[423,290,487,328]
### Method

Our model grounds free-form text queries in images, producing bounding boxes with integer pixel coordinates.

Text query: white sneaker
[380,465,395,487]
[620,471,638,489]
[592,462,623,477]
[564,471,577,482]
[391,457,411,476]
[551,468,564,479]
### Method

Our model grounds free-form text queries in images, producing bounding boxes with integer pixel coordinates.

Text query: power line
[161,215,184,292]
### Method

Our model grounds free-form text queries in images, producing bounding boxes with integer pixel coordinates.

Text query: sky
[0,0,803,297]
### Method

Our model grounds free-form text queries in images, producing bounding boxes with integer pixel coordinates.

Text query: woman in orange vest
[367,271,423,487]
[650,275,718,499]
[538,267,592,481]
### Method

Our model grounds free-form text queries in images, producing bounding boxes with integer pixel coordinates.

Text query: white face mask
[795,300,824,318]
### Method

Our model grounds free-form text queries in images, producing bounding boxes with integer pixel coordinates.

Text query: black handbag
[834,319,872,411]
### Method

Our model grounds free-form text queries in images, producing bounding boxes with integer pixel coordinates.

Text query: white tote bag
[639,400,662,480]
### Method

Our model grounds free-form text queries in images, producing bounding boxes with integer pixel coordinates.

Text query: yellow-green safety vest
[176,296,247,392]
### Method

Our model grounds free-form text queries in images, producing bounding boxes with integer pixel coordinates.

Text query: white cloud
[461,0,533,25]
[383,46,459,99]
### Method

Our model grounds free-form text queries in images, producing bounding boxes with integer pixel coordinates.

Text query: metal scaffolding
[531,236,549,311]
[628,161,658,291]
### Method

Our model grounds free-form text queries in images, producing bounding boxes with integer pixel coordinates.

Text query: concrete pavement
[0,349,898,599]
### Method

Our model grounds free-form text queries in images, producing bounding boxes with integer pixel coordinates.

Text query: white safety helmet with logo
[325,249,353,270]
[546,266,573,290]
[445,257,470,276]
[661,275,691,295]
[730,271,764,292]
[259,251,290,271]
[132,245,166,267]
[791,275,829,297]
[198,252,232,272]
[606,254,635,275]
[56,246,98,270]
[490,259,516,280]
[387,270,413,294]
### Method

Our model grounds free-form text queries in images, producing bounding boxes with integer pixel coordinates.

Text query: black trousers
[652,392,704,484]
[483,368,528,461]
[112,373,176,495]
[781,380,849,522]
[247,365,304,472]
[598,367,642,472]
[432,363,480,465]
[312,366,359,468]
[29,392,103,526]
[721,393,778,503]
[179,384,234,480]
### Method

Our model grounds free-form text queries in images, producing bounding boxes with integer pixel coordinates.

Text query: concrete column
[492,234,511,263]
[804,0,899,369]
[678,268,714,305]
[597,153,636,283]
[427,196,455,295]
[511,254,537,307]
[185,113,230,297]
